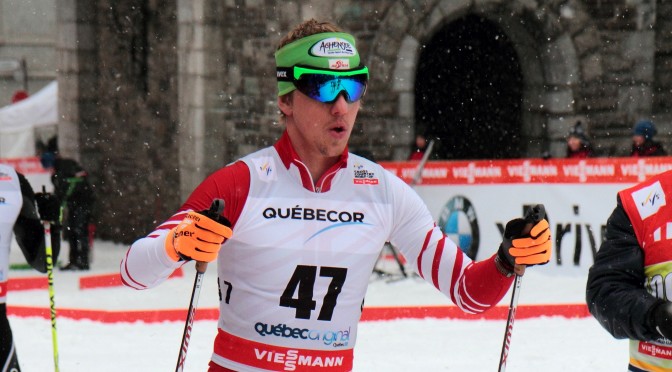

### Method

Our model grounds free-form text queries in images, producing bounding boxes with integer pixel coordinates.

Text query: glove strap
[494,254,514,278]
[164,228,182,262]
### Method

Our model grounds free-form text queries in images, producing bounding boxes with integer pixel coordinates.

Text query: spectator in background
[0,163,60,371]
[38,136,95,271]
[566,121,594,158]
[631,119,666,157]
[408,133,429,161]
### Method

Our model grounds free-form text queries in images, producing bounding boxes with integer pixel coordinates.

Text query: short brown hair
[277,19,342,50]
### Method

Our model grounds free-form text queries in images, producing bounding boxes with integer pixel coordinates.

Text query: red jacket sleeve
[179,161,250,228]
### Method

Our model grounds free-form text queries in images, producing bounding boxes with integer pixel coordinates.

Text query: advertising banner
[380,157,672,273]
[0,156,52,192]
[6,155,672,274]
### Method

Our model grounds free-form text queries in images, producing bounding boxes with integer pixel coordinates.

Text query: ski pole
[498,204,545,372]
[175,199,225,372]
[44,219,60,372]
[410,139,435,186]
[498,272,521,372]
[375,138,435,279]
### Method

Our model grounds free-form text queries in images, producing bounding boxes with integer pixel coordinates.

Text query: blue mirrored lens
[294,74,367,103]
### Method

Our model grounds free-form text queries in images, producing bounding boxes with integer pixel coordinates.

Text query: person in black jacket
[565,121,595,159]
[0,163,60,371]
[631,120,666,157]
[39,136,95,271]
[586,169,672,371]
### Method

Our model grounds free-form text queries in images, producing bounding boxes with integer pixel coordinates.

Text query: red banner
[8,156,672,184]
[379,157,672,185]
[0,156,47,174]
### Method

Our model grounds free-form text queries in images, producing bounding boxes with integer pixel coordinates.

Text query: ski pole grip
[522,204,545,235]
[208,199,225,217]
[511,204,546,276]
[195,199,226,273]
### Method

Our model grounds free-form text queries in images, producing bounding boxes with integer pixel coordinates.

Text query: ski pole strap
[57,176,84,224]
[65,176,83,198]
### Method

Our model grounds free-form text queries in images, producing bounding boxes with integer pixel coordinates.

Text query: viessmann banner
[379,157,672,271]
[7,156,672,272]
[0,156,52,192]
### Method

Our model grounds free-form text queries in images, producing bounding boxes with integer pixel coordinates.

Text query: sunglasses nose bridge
[333,91,352,104]
[331,89,352,104]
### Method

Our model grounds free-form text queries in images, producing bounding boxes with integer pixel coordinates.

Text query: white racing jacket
[0,164,22,303]
[122,132,512,371]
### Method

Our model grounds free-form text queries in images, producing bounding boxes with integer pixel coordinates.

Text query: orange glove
[165,211,233,262]
[496,205,552,276]
[508,219,552,265]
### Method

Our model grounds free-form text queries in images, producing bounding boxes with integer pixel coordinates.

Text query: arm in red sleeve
[121,161,250,290]
[459,253,515,311]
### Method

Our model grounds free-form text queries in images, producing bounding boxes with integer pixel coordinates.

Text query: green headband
[275,32,361,96]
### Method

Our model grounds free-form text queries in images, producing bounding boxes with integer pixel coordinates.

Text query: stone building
[0,0,56,104]
[1,0,671,243]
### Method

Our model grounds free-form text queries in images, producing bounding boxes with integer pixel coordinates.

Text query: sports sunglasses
[277,65,369,103]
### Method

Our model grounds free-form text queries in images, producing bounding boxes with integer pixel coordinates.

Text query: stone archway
[368,0,596,160]
[415,13,524,159]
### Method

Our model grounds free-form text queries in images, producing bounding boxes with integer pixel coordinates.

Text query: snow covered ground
[7,241,628,371]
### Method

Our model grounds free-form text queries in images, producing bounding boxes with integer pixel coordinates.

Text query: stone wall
[578,0,658,156]
[57,0,180,243]
[654,0,672,141]
[0,0,57,104]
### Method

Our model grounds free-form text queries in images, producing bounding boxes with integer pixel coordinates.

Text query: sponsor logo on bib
[632,181,666,219]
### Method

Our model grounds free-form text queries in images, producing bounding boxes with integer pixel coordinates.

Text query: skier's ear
[278,93,293,117]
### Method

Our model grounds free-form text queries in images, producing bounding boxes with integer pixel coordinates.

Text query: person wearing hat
[631,120,666,157]
[38,136,95,271]
[566,121,594,158]
[408,133,430,161]
[121,19,552,371]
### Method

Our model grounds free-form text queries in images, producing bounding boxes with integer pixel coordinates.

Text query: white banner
[414,183,624,270]
[379,157,672,274]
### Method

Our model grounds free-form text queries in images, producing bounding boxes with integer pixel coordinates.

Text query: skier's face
[567,136,582,151]
[280,90,360,158]
[632,135,645,147]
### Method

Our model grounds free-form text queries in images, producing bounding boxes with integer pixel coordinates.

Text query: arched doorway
[415,14,524,160]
